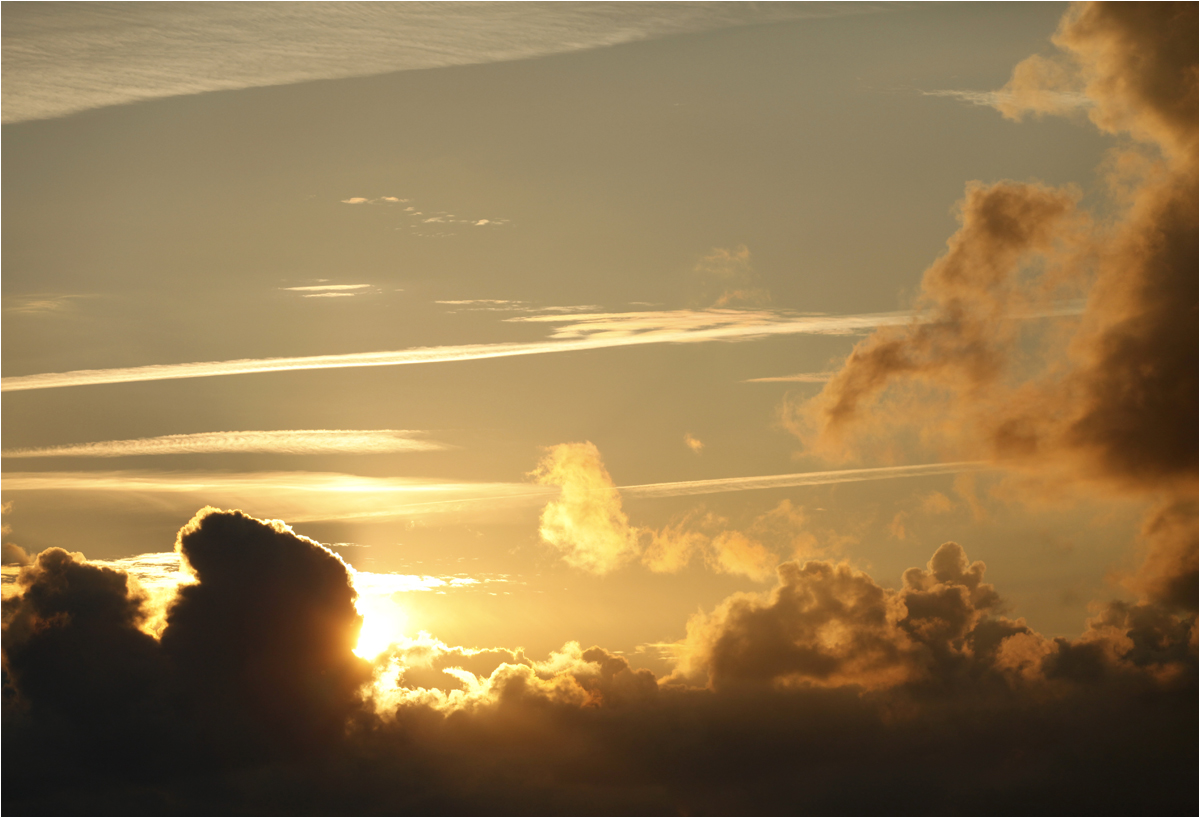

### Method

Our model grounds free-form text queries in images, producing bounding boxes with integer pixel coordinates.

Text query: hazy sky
[3,3,1195,814]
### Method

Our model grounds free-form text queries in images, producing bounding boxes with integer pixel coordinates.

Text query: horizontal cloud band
[0,462,988,522]
[1,305,1081,393]
[1,429,445,458]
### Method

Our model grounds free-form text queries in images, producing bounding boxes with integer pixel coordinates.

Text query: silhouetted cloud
[3,508,1194,815]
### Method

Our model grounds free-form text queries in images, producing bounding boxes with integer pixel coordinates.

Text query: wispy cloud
[0,462,988,523]
[282,284,373,292]
[1,430,446,459]
[340,197,409,205]
[0,471,553,524]
[619,462,991,499]
[4,3,888,124]
[743,372,835,383]
[921,88,1091,110]
[3,304,1082,393]
[3,294,94,315]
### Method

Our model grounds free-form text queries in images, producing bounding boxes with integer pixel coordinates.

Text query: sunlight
[353,593,409,660]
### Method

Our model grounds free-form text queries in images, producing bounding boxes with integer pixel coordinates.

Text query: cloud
[0,461,990,530]
[2,305,1080,393]
[531,443,640,575]
[2,294,93,315]
[788,1,1197,618]
[690,245,771,308]
[621,460,991,499]
[921,86,1091,112]
[282,283,373,292]
[0,470,554,524]
[794,6,1197,496]
[2,3,887,124]
[743,371,835,383]
[1,429,446,459]
[2,508,1195,814]
[532,444,841,581]
[683,433,704,453]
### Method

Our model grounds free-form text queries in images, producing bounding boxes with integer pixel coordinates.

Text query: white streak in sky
[0,462,988,523]
[921,88,1092,110]
[1,551,492,606]
[282,284,372,292]
[1,303,1084,393]
[1,430,445,459]
[3,3,892,124]
[743,372,835,383]
[620,462,990,498]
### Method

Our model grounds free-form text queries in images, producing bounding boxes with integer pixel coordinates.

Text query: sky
[2,3,1196,814]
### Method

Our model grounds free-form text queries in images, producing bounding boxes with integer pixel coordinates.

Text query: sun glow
[354,593,409,660]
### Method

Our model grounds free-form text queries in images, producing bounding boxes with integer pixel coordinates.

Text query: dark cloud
[161,508,371,763]
[3,510,1196,814]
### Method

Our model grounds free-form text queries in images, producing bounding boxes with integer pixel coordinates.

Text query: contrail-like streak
[620,461,990,498]
[0,311,907,392]
[1,430,445,458]
[0,461,987,523]
[1,303,1082,393]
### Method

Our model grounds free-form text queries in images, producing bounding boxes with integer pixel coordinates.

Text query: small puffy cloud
[920,491,955,515]
[340,197,370,204]
[2,542,31,566]
[531,442,639,575]
[691,245,771,309]
[532,444,786,581]
[683,433,704,454]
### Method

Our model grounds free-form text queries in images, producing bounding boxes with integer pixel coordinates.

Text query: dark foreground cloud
[3,508,1196,815]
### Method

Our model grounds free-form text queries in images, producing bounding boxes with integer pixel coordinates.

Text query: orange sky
[2,3,1195,814]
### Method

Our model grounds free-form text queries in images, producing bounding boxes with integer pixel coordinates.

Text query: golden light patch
[354,593,409,660]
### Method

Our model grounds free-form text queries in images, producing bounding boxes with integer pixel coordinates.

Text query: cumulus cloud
[531,444,825,581]
[796,3,1197,489]
[789,4,1197,616]
[531,442,640,575]
[683,432,704,453]
[3,507,1196,814]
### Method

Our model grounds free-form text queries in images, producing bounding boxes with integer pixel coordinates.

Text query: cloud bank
[3,506,1194,814]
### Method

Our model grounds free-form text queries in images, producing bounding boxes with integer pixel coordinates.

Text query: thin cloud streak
[1,304,1082,393]
[743,372,835,383]
[282,284,372,292]
[1,430,446,459]
[0,462,988,522]
[621,462,991,498]
[921,88,1091,110]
